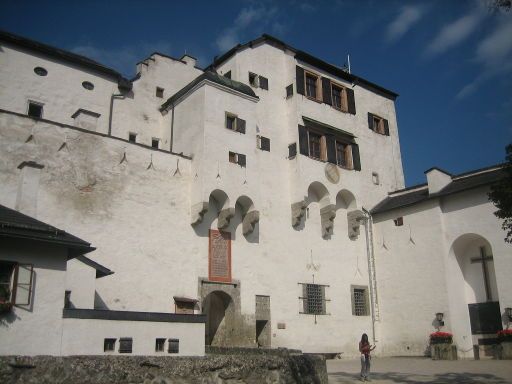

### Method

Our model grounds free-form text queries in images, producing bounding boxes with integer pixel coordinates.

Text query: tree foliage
[488,144,512,243]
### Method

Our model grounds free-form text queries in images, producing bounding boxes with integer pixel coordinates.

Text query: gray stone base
[431,343,457,360]
[0,353,327,384]
[497,341,512,360]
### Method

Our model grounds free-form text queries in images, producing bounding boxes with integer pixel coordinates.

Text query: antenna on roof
[342,54,351,74]
[347,54,351,74]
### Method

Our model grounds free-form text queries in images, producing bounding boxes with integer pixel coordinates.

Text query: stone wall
[0,353,327,384]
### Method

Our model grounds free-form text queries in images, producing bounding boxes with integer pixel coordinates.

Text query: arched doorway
[451,234,501,357]
[202,290,235,346]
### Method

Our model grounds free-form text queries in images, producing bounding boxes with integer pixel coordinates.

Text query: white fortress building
[0,30,510,359]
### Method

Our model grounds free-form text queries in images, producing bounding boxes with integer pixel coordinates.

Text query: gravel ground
[327,357,512,384]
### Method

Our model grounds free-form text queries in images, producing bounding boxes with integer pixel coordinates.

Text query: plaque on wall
[325,163,340,184]
[208,229,232,282]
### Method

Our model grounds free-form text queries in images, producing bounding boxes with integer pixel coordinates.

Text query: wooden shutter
[259,76,269,90]
[168,339,179,353]
[260,136,270,151]
[326,135,336,164]
[352,143,361,171]
[13,263,33,305]
[288,143,297,158]
[298,125,309,156]
[367,112,374,130]
[321,77,332,105]
[383,119,390,136]
[236,118,246,134]
[347,88,356,115]
[296,66,305,95]
[237,153,246,167]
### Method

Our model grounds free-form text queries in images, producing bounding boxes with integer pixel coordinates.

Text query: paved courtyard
[327,357,512,383]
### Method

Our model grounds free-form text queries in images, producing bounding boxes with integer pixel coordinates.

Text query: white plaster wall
[0,43,119,135]
[62,318,204,356]
[65,259,97,309]
[0,239,67,356]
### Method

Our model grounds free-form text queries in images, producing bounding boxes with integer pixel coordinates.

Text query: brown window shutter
[296,66,305,95]
[237,153,246,167]
[326,135,336,164]
[298,125,309,156]
[260,136,270,151]
[320,135,327,161]
[321,77,332,105]
[259,76,269,90]
[351,144,361,171]
[384,119,390,136]
[367,112,374,130]
[236,118,246,134]
[347,88,356,115]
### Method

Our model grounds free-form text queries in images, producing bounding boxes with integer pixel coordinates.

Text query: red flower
[430,332,453,338]
[497,329,512,336]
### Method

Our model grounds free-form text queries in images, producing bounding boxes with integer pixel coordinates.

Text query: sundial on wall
[324,163,340,184]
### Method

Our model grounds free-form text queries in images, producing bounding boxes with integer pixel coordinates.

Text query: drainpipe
[108,93,125,137]
[170,105,175,152]
[361,207,378,345]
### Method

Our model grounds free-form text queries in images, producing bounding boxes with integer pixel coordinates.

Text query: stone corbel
[191,202,208,226]
[242,210,260,235]
[218,207,235,229]
[347,210,364,240]
[291,200,307,227]
[320,204,336,237]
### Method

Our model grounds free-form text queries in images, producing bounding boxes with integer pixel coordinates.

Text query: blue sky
[1,0,511,186]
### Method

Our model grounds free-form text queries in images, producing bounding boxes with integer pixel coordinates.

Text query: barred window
[300,283,328,315]
[351,285,370,316]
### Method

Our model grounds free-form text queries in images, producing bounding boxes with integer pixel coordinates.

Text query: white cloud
[214,5,280,52]
[385,5,425,42]
[425,12,483,56]
[71,41,173,76]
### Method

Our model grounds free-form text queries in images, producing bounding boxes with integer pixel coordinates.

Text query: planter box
[431,343,457,360]
[498,341,512,360]
[430,337,452,345]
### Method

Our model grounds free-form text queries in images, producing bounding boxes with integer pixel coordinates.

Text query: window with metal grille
[104,338,116,352]
[300,283,327,315]
[351,285,369,316]
[168,338,179,353]
[119,337,133,353]
[155,338,165,352]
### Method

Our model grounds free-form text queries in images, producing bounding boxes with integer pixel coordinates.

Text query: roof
[76,255,114,278]
[0,30,131,90]
[209,34,398,100]
[371,165,506,215]
[160,71,258,111]
[0,204,95,258]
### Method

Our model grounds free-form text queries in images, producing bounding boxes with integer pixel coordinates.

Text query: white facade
[0,31,509,358]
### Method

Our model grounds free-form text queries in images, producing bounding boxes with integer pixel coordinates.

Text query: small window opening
[249,72,259,87]
[258,136,270,152]
[156,87,164,98]
[34,67,48,76]
[155,338,166,352]
[224,71,231,79]
[82,81,94,90]
[226,114,236,131]
[372,172,380,185]
[152,138,159,149]
[119,337,133,353]
[286,84,294,98]
[394,217,404,226]
[64,290,72,309]
[104,338,116,352]
[27,102,43,119]
[128,133,137,143]
[168,338,179,354]
[229,151,237,164]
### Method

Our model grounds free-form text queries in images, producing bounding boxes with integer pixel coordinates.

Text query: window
[305,72,319,100]
[372,172,380,185]
[335,141,350,168]
[223,71,231,79]
[288,143,297,158]
[151,138,159,149]
[156,87,164,98]
[308,131,322,160]
[331,83,348,112]
[286,84,293,98]
[259,76,269,90]
[33,67,47,76]
[249,72,259,87]
[128,133,137,143]
[119,337,133,353]
[351,285,369,316]
[104,338,116,352]
[229,151,246,167]
[82,81,94,90]
[300,283,327,315]
[27,102,43,119]
[368,113,389,136]
[155,338,166,352]
[0,261,33,306]
[225,112,246,133]
[258,136,270,152]
[168,338,179,354]
[394,217,404,226]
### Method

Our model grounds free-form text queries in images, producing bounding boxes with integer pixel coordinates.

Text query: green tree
[489,144,512,243]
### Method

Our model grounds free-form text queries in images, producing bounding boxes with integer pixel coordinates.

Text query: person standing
[359,333,376,382]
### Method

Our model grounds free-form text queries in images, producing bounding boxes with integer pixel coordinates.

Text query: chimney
[181,54,197,67]
[424,167,452,195]
[15,161,44,218]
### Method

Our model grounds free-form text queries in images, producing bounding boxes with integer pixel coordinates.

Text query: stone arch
[336,189,361,240]
[306,181,335,238]
[202,290,235,346]
[209,189,234,230]
[235,195,259,236]
[447,233,500,358]
[336,189,357,210]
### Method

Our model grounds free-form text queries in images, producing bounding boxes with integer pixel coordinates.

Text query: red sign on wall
[208,229,232,282]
